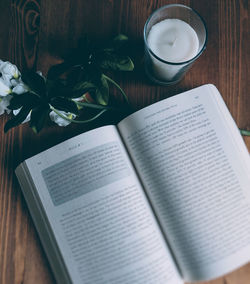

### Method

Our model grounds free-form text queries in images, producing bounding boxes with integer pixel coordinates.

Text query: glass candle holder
[144,4,207,85]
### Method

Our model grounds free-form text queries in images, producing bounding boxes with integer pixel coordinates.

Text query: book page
[118,84,250,282]
[20,125,182,284]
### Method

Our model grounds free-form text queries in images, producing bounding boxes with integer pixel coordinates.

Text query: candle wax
[147,19,199,81]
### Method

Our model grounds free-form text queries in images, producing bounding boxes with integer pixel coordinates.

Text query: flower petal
[12,82,28,94]
[10,78,20,87]
[0,79,11,96]
[0,61,20,78]
[1,74,13,87]
[13,108,31,123]
[49,110,76,126]
[0,95,12,115]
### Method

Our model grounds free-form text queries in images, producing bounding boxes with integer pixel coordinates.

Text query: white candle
[147,19,199,81]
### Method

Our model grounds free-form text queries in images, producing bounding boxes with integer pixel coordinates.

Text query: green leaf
[21,71,46,96]
[93,75,109,105]
[72,77,109,105]
[65,65,87,87]
[30,105,50,133]
[60,82,93,99]
[47,62,71,80]
[101,54,134,71]
[67,89,88,99]
[50,97,79,115]
[113,34,128,46]
[8,92,40,110]
[47,79,88,99]
[102,74,129,104]
[103,34,129,52]
[240,129,250,136]
[46,79,68,98]
[74,81,96,94]
[4,106,31,132]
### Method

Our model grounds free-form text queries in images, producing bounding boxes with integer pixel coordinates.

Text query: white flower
[0,61,26,96]
[0,78,11,96]
[10,77,21,87]
[0,61,20,79]
[1,74,13,87]
[12,82,28,94]
[13,108,31,124]
[49,110,76,126]
[0,95,12,115]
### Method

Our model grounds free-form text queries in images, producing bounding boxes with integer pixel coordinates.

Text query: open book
[16,84,250,284]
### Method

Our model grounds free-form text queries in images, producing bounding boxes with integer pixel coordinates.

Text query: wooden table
[0,0,249,283]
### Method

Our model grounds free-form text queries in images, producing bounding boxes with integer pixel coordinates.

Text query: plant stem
[240,129,250,136]
[50,105,107,124]
[74,101,121,112]
[103,74,129,104]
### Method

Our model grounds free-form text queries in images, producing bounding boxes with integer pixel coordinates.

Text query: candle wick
[171,37,177,46]
[166,36,177,46]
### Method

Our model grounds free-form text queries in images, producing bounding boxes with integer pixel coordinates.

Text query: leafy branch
[4,34,134,133]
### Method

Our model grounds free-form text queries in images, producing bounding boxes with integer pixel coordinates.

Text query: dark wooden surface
[0,0,249,283]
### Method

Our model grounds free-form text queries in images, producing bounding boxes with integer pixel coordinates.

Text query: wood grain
[0,0,249,283]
